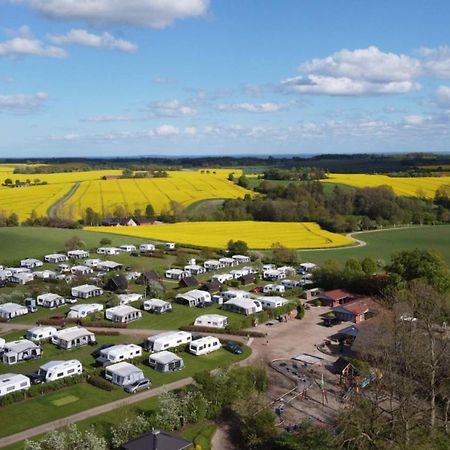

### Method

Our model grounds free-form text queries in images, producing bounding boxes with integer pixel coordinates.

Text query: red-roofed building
[319,289,355,307]
[332,298,380,323]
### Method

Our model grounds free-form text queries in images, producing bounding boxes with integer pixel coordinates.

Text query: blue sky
[1,0,450,157]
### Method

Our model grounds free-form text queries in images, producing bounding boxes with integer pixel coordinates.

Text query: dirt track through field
[47,182,80,218]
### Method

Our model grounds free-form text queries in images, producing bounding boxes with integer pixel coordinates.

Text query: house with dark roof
[239,273,256,285]
[138,270,160,285]
[178,276,199,289]
[318,289,355,307]
[201,280,221,294]
[121,429,192,450]
[105,275,128,292]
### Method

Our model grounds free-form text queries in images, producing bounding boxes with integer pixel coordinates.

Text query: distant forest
[2,152,450,174]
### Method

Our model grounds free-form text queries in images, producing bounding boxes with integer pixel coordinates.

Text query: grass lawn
[0,340,250,439]
[297,225,450,265]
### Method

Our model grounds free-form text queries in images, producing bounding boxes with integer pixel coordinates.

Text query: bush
[87,375,113,391]
[296,303,305,320]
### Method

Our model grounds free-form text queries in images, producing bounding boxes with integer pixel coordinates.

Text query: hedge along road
[47,182,80,218]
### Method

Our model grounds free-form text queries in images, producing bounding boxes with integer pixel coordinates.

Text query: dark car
[130,252,140,257]
[90,343,115,358]
[27,371,44,385]
[49,315,65,321]
[226,341,243,355]
[124,378,151,394]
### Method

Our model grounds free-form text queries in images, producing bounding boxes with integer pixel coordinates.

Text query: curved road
[47,182,80,218]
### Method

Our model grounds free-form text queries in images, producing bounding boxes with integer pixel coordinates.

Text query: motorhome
[145,331,192,352]
[0,373,30,397]
[37,360,82,382]
[26,326,57,342]
[189,336,221,356]
[96,344,142,366]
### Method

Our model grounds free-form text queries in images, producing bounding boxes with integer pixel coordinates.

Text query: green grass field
[299,225,450,264]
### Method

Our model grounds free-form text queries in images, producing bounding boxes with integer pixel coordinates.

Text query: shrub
[87,375,113,391]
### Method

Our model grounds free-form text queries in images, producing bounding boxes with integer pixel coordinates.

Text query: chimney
[152,429,160,450]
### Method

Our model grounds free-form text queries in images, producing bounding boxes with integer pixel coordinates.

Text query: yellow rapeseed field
[322,173,450,198]
[85,221,354,249]
[0,182,74,220]
[62,170,252,219]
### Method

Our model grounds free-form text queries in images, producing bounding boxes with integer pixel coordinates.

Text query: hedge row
[180,325,265,338]
[0,374,86,407]
[87,375,113,391]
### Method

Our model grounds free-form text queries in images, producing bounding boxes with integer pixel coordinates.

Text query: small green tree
[145,203,155,220]
[65,236,85,251]
[6,212,19,227]
[227,239,249,255]
[99,238,112,246]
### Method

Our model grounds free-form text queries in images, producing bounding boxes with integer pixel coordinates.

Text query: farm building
[9,272,34,285]
[146,331,192,352]
[219,257,236,267]
[71,284,103,299]
[37,360,82,382]
[149,351,184,373]
[52,327,96,350]
[70,265,93,276]
[222,298,263,316]
[119,244,137,252]
[97,261,123,272]
[105,274,128,291]
[189,336,221,356]
[0,303,28,320]
[258,296,289,309]
[0,373,30,397]
[319,289,356,308]
[143,299,172,314]
[139,243,155,252]
[121,429,192,450]
[104,362,144,387]
[36,293,65,308]
[20,258,43,269]
[232,255,251,264]
[175,289,211,307]
[165,268,189,280]
[204,260,223,271]
[96,247,122,255]
[26,326,57,342]
[44,254,68,264]
[67,303,104,319]
[105,305,142,323]
[194,314,228,329]
[263,284,286,294]
[96,344,142,366]
[178,276,199,289]
[118,293,143,305]
[331,299,380,324]
[2,339,41,365]
[184,264,206,276]
[67,249,90,259]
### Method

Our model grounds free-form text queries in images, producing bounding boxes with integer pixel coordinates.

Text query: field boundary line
[47,182,80,219]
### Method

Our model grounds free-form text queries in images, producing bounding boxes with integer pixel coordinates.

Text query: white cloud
[282,46,421,95]
[23,0,209,28]
[153,77,177,85]
[0,29,66,58]
[151,99,197,117]
[435,85,450,108]
[155,124,180,136]
[404,115,428,125]
[218,102,289,113]
[419,46,450,79]
[81,115,132,122]
[48,29,137,53]
[0,92,48,111]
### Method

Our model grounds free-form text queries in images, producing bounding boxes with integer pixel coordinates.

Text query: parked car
[251,286,263,293]
[27,371,44,385]
[66,298,78,304]
[226,341,243,355]
[124,378,151,394]
[130,252,140,257]
[49,315,65,321]
[91,343,115,358]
